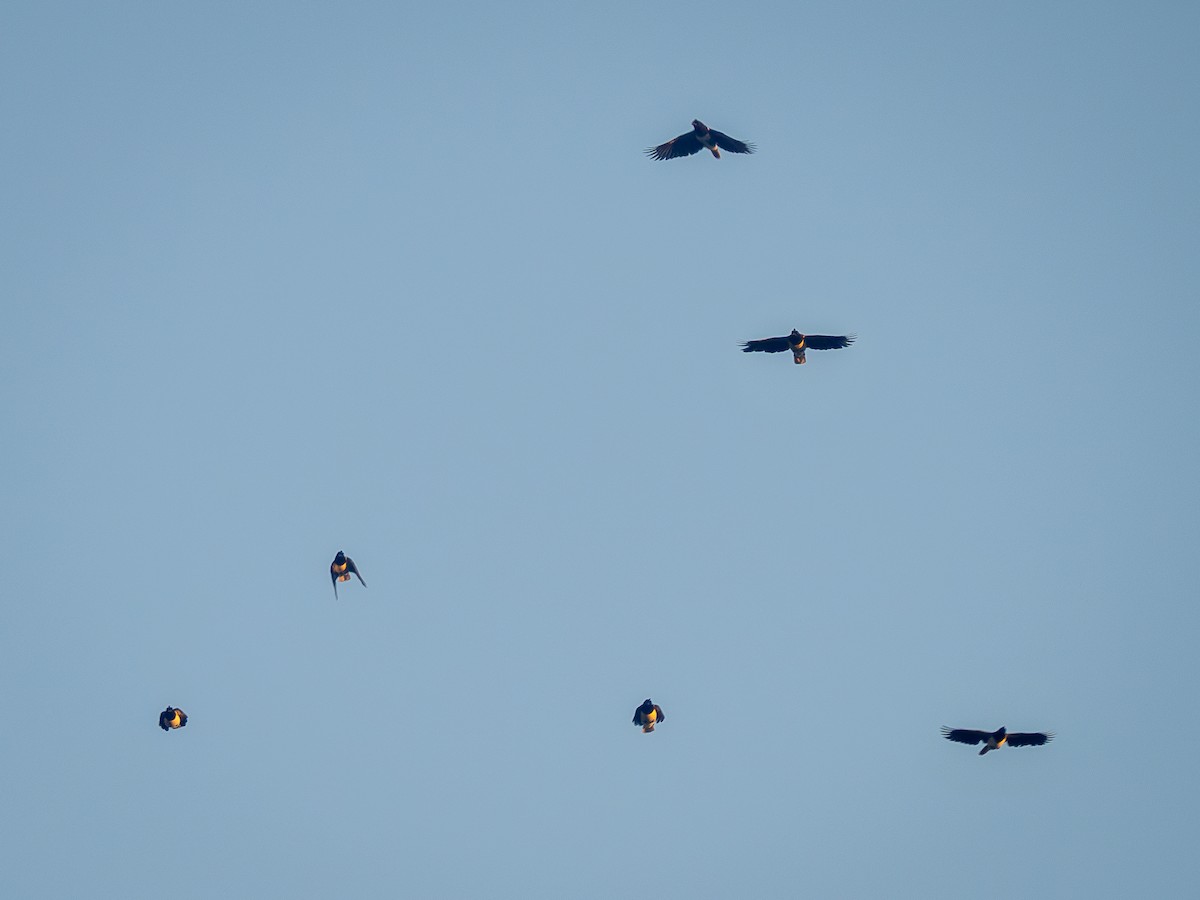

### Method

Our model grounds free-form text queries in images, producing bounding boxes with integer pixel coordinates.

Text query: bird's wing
[332,577,339,600]
[710,130,755,155]
[159,711,170,729]
[653,705,665,723]
[741,335,792,353]
[941,727,987,745]
[632,709,642,725]
[646,132,703,160]
[1006,731,1053,747]
[803,334,855,351]
[178,711,188,727]
[347,558,367,587]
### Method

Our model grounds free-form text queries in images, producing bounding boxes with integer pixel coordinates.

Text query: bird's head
[643,698,653,707]
[995,727,1007,738]
[691,119,707,133]
[334,551,345,563]
[789,329,802,339]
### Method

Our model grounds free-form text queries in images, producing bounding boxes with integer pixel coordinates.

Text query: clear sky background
[3,2,1199,897]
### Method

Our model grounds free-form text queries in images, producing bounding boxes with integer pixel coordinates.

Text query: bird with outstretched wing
[646,120,755,160]
[941,725,1054,756]
[741,329,855,365]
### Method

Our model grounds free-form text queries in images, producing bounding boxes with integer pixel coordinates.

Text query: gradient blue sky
[3,2,1199,897]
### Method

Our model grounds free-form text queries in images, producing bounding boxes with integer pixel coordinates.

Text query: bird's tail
[793,353,807,365]
[710,147,720,159]
[642,723,656,733]
[979,746,991,756]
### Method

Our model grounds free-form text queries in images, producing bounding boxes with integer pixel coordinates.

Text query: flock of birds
[157,119,1054,757]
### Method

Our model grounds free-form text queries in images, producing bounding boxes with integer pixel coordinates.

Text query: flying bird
[646,120,755,160]
[159,706,188,732]
[941,726,1054,756]
[632,699,665,733]
[741,329,855,365]
[330,550,366,600]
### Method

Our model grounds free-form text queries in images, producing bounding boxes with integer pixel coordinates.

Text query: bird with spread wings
[941,726,1054,756]
[646,120,755,160]
[741,329,855,365]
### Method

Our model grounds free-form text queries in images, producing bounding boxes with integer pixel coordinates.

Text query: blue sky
[3,2,1199,897]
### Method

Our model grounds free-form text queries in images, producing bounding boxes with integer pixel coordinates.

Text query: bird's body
[646,120,755,161]
[330,551,367,600]
[159,706,187,732]
[741,329,855,365]
[941,725,1054,756]
[632,699,665,733]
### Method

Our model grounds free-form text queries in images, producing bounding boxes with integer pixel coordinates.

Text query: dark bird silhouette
[330,550,366,600]
[632,699,665,733]
[741,329,855,365]
[646,120,755,160]
[941,726,1054,756]
[159,706,188,732]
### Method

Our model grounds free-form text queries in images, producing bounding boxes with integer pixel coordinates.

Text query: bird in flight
[741,329,855,365]
[159,706,188,732]
[632,699,665,733]
[941,725,1054,756]
[646,120,755,160]
[330,550,367,600]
